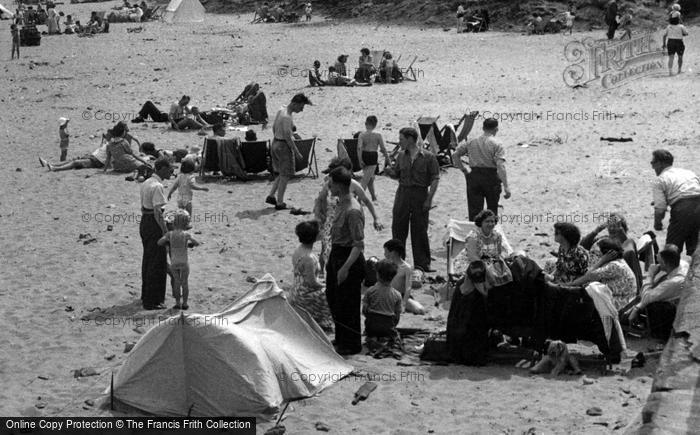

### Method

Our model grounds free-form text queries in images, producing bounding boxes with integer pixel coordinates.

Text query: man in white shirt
[140,157,173,310]
[650,149,700,255]
[626,244,688,338]
[452,114,511,221]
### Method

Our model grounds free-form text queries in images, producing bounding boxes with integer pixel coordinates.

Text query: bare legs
[268,175,290,207]
[361,165,378,201]
[171,265,190,309]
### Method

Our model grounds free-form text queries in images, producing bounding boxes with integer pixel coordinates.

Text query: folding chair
[402,55,419,81]
[336,138,362,172]
[150,5,163,21]
[240,140,270,174]
[416,116,441,154]
[369,50,385,70]
[293,138,319,178]
[444,218,512,281]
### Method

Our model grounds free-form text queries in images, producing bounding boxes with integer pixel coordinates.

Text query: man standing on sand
[385,127,440,273]
[325,166,366,355]
[650,149,700,255]
[265,93,312,210]
[605,0,618,40]
[140,157,173,310]
[452,115,511,221]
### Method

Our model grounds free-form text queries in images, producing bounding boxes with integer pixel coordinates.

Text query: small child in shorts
[362,259,402,339]
[305,2,312,21]
[167,159,209,221]
[357,115,390,202]
[158,210,199,310]
[59,118,70,161]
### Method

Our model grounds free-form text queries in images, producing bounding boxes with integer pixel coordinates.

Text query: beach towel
[585,282,627,354]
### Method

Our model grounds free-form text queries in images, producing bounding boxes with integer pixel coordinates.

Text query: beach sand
[0,3,698,432]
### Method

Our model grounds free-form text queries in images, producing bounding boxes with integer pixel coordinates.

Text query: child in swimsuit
[357,115,390,201]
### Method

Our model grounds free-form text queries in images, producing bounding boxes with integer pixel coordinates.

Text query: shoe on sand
[265,195,277,206]
[275,202,288,210]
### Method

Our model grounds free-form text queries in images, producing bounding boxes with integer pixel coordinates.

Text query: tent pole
[275,402,290,426]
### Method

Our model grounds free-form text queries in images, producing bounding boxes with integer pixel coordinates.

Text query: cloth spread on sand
[585,282,627,354]
[215,138,247,179]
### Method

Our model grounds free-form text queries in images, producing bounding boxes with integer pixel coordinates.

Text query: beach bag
[485,258,513,287]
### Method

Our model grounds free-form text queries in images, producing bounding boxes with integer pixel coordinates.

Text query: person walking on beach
[358,115,390,202]
[325,166,366,355]
[662,16,688,76]
[11,24,20,60]
[650,149,700,256]
[385,127,440,273]
[140,157,173,310]
[452,115,511,221]
[265,93,312,210]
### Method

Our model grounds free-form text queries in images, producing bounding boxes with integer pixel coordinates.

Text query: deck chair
[402,55,419,81]
[370,50,385,70]
[337,139,362,172]
[240,140,270,174]
[293,138,319,178]
[200,137,221,177]
[199,137,248,180]
[417,116,441,154]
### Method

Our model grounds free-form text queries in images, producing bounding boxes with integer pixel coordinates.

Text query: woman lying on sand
[39,143,107,171]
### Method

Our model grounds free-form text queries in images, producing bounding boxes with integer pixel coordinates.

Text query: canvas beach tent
[109,274,352,418]
[162,0,205,23]
[0,3,15,19]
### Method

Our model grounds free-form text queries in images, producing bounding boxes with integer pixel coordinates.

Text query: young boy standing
[383,239,426,314]
[358,115,390,202]
[11,24,20,60]
[663,16,689,76]
[59,118,70,161]
[362,260,402,338]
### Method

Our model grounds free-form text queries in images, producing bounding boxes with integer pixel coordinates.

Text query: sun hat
[59,117,69,126]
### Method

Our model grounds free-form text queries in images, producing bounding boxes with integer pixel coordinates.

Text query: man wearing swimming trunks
[266,93,313,210]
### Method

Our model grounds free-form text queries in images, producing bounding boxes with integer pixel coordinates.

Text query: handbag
[485,258,513,287]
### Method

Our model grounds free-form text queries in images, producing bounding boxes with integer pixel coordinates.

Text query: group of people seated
[110,0,147,23]
[457,209,688,341]
[39,120,203,177]
[255,1,297,23]
[308,49,403,87]
[456,5,490,33]
[525,8,575,35]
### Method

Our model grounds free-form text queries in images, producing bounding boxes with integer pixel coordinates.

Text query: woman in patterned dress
[544,222,589,284]
[571,238,637,309]
[288,221,334,332]
[464,209,514,287]
[103,122,151,173]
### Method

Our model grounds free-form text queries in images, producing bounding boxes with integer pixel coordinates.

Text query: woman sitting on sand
[543,222,589,284]
[314,157,383,273]
[103,122,151,174]
[569,238,637,309]
[334,54,349,77]
[355,48,376,83]
[288,220,334,332]
[464,209,514,287]
[580,212,642,289]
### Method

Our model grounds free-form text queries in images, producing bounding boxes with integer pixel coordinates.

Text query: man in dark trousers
[385,127,440,273]
[325,166,366,355]
[606,0,618,40]
[650,149,700,255]
[139,157,173,310]
[452,115,511,221]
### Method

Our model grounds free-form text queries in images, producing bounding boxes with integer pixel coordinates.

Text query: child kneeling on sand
[158,210,199,310]
[362,260,402,339]
[383,239,426,314]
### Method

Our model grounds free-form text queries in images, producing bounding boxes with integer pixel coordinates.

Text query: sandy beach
[0,2,699,432]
